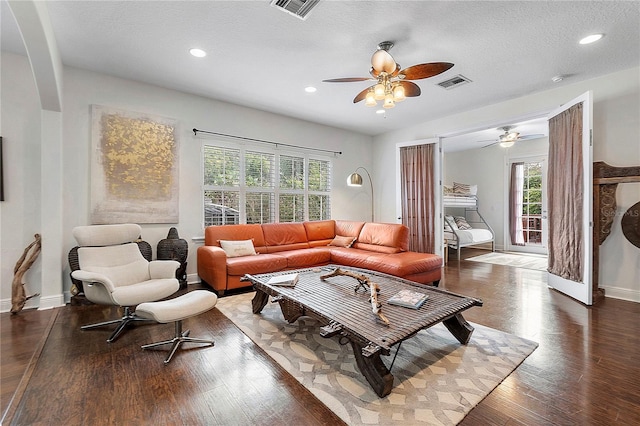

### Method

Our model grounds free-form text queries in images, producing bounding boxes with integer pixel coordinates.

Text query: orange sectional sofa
[197,220,442,295]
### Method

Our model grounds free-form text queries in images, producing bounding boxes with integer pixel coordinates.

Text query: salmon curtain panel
[547,102,584,282]
[400,144,435,253]
[509,162,526,246]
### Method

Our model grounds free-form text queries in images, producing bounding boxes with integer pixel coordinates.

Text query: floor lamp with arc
[347,167,374,222]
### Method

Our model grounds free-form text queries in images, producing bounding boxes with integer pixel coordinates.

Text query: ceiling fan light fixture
[392,84,405,101]
[323,41,453,110]
[374,82,386,100]
[365,90,377,107]
[500,141,515,148]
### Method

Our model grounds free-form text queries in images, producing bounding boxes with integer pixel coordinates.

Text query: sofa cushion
[359,251,442,277]
[352,222,409,253]
[303,220,336,241]
[329,247,380,270]
[308,239,334,248]
[219,239,257,258]
[226,254,288,276]
[204,224,267,253]
[272,248,331,268]
[261,222,310,251]
[334,220,365,238]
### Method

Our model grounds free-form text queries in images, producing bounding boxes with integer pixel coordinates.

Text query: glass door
[507,156,548,254]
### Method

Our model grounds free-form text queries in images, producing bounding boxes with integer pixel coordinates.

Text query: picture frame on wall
[90,105,179,224]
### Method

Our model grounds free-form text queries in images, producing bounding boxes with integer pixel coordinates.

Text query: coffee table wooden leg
[349,340,394,397]
[443,313,474,344]
[251,289,269,314]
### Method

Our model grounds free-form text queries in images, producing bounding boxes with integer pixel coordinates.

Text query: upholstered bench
[137,290,218,364]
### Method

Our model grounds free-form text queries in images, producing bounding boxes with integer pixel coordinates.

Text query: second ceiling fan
[323,41,454,109]
[480,126,547,148]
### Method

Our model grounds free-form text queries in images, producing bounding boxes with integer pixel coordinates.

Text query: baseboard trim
[601,285,640,303]
[0,294,66,313]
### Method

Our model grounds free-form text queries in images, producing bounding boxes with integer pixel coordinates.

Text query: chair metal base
[141,320,214,364]
[81,306,153,343]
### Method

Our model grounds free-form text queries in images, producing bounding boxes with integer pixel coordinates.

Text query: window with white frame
[203,143,331,226]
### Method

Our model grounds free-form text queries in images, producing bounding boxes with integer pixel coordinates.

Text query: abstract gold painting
[91,105,179,224]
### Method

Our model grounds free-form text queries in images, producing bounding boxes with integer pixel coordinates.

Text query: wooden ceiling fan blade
[323,77,372,83]
[353,86,374,103]
[399,81,421,97]
[400,62,454,80]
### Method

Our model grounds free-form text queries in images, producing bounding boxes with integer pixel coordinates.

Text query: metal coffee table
[244,265,482,397]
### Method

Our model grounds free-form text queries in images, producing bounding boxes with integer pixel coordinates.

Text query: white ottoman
[137,290,218,364]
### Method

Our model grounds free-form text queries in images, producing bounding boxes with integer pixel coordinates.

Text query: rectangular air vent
[436,74,472,90]
[270,0,320,20]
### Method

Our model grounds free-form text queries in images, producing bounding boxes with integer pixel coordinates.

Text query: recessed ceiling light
[579,34,603,45]
[376,109,385,114]
[304,86,317,93]
[189,48,206,58]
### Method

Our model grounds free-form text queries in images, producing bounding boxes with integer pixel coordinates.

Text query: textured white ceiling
[2,1,639,140]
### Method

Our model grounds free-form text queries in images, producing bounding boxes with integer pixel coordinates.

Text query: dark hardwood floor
[2,248,639,425]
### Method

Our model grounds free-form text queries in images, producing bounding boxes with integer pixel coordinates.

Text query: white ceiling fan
[480,126,546,148]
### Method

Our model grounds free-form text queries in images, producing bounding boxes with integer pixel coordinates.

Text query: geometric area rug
[216,292,538,426]
[466,252,548,272]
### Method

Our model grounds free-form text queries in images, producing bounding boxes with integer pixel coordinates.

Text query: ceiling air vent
[270,0,320,20]
[437,74,472,90]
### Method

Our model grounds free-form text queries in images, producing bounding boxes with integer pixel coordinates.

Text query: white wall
[0,52,373,311]
[0,52,43,308]
[374,67,640,302]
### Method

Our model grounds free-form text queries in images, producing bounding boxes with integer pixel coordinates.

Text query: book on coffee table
[267,273,299,287]
[387,289,429,309]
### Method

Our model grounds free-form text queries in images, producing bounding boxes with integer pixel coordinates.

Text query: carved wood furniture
[593,162,640,303]
[157,227,189,288]
[244,265,482,397]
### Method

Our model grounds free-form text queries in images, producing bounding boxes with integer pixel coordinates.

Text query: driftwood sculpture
[11,234,42,314]
[320,268,390,325]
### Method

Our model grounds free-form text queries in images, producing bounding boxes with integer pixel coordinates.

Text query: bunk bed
[443,185,495,261]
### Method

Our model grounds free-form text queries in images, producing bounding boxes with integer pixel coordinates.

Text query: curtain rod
[192,128,342,155]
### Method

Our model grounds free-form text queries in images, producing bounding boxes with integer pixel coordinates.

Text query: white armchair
[71,223,180,342]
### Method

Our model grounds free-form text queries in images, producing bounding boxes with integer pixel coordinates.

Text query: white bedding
[445,228,493,245]
[443,194,478,207]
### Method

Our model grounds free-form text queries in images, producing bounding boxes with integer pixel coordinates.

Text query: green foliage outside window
[203,145,330,225]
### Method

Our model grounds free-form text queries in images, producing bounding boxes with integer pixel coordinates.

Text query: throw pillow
[219,239,257,257]
[454,216,473,230]
[328,235,357,248]
[445,215,458,230]
[443,185,454,195]
[453,181,471,195]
